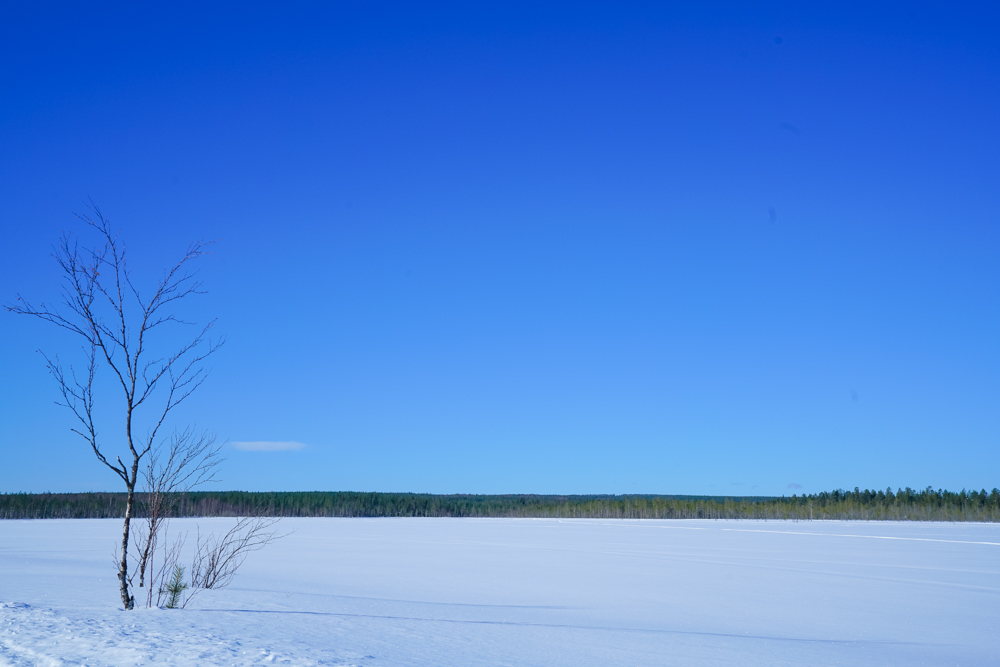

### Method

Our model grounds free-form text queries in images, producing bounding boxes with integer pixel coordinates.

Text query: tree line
[3,487,999,521]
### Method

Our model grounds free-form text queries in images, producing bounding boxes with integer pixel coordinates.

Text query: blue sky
[2,2,999,495]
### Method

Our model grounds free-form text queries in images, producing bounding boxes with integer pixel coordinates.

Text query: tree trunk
[120,485,135,610]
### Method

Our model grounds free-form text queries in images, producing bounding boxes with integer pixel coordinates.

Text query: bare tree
[6,207,223,609]
[132,427,223,608]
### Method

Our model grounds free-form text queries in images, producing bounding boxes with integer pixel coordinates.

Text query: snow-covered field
[1,518,998,666]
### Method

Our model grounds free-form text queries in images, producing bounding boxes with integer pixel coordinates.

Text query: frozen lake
[1,518,998,666]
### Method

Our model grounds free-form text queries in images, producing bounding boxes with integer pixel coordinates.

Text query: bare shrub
[190,517,282,591]
[147,516,281,609]
[132,428,222,607]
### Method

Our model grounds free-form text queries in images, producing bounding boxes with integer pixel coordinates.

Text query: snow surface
[1,518,998,666]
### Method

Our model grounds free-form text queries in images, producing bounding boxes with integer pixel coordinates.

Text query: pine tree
[163,565,188,609]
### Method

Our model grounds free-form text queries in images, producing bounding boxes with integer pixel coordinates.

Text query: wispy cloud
[232,441,307,452]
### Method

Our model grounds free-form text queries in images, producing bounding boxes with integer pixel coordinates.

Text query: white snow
[1,518,998,666]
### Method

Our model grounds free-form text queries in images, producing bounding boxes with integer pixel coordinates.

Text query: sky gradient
[2,2,999,495]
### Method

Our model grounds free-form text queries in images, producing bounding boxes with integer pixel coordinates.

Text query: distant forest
[2,487,999,521]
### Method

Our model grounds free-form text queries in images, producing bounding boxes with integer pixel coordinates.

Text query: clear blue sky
[2,2,998,495]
